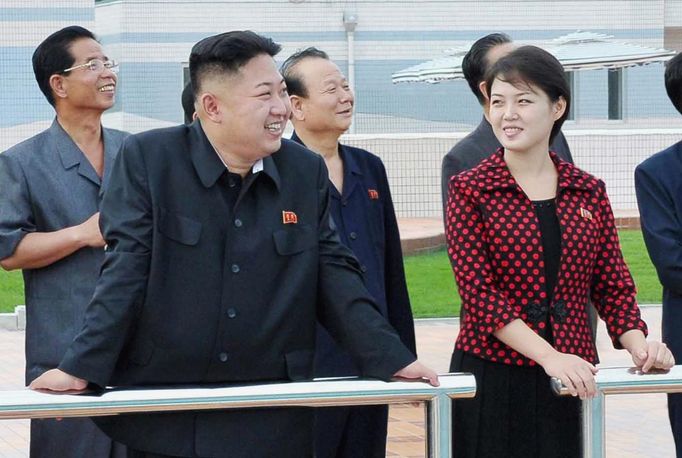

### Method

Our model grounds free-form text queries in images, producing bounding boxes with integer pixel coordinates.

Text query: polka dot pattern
[445,149,647,366]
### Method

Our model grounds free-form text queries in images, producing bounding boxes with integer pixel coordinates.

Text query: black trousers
[314,405,389,458]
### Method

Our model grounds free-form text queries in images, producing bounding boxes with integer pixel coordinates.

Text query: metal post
[582,392,605,458]
[426,393,452,458]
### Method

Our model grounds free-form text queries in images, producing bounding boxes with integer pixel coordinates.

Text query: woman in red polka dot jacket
[446,45,675,458]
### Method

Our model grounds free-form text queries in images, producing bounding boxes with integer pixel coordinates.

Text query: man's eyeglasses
[61,59,119,75]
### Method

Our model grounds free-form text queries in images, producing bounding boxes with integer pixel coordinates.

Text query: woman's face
[488,77,565,156]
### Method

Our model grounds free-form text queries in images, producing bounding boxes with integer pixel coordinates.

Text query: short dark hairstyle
[189,30,281,96]
[280,47,330,98]
[32,25,97,107]
[181,83,195,124]
[665,51,682,116]
[484,45,571,144]
[462,33,513,105]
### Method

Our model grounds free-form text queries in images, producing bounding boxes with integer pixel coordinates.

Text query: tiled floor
[0,307,675,457]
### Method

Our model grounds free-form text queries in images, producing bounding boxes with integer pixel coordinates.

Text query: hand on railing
[393,360,440,386]
[627,340,675,373]
[28,368,88,394]
[539,351,598,400]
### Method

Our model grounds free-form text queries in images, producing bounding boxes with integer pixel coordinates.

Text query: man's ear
[290,95,305,122]
[49,74,68,101]
[198,92,221,123]
[478,81,489,101]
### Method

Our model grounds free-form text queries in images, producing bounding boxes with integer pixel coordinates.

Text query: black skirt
[450,350,582,458]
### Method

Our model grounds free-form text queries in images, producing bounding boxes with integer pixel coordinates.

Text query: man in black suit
[441,33,574,209]
[635,51,682,457]
[30,30,437,458]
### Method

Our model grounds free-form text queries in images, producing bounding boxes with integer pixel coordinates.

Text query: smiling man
[29,31,437,458]
[0,26,127,458]
[281,47,416,458]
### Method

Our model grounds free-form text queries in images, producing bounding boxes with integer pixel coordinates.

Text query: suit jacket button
[227,308,237,318]
[231,264,240,273]
[360,265,367,273]
[234,218,243,228]
[349,232,358,240]
[219,352,229,362]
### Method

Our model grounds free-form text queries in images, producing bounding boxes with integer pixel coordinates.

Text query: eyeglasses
[61,59,119,74]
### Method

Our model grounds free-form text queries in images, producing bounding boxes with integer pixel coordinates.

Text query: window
[608,69,623,120]
[563,71,575,121]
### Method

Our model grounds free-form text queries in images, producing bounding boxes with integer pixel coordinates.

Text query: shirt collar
[189,120,280,190]
[290,130,362,176]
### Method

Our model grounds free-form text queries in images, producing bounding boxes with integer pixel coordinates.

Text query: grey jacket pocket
[158,207,202,246]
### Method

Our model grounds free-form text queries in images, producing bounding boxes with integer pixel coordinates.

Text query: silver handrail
[0,373,476,458]
[551,365,682,458]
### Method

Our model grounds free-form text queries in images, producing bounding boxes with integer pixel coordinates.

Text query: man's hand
[29,369,88,393]
[393,360,440,387]
[630,340,675,373]
[77,213,105,248]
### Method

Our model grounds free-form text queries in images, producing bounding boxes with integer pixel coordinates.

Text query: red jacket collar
[471,148,599,192]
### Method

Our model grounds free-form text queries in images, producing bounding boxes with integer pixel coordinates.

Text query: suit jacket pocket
[273,224,315,255]
[285,349,314,381]
[157,207,202,246]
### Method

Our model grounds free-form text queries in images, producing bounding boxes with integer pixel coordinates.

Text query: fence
[0,374,476,458]
[552,365,682,458]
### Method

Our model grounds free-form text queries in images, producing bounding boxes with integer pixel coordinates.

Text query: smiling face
[290,57,354,134]
[488,77,566,156]
[202,53,291,160]
[55,38,117,112]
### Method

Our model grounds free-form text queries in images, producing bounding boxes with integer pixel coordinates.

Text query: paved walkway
[0,307,675,457]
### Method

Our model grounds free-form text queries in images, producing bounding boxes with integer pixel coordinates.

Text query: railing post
[426,393,452,457]
[582,392,605,458]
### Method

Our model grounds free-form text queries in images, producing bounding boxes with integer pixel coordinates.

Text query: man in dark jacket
[29,30,437,458]
[441,33,574,209]
[635,51,682,457]
[282,47,416,458]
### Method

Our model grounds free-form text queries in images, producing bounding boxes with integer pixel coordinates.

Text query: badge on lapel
[368,189,379,200]
[282,210,298,224]
[579,207,593,221]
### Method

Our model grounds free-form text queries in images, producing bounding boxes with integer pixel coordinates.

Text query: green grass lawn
[0,230,664,316]
[404,229,663,318]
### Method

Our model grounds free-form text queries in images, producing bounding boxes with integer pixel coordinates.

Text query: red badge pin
[368,189,379,200]
[282,211,298,224]
[579,207,593,221]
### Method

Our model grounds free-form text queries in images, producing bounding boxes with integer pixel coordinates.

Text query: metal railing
[552,365,682,458]
[0,373,476,458]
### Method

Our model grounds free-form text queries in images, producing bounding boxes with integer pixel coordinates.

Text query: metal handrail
[0,373,476,458]
[552,365,682,458]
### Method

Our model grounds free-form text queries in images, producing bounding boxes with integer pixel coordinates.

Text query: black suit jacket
[59,121,415,457]
[441,117,574,209]
[635,141,682,359]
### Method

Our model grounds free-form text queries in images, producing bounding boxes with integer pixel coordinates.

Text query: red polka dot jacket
[446,149,647,366]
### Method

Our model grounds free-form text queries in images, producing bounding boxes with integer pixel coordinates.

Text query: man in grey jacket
[0,26,127,458]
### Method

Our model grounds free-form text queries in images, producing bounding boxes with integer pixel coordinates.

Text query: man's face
[291,57,354,134]
[209,54,291,160]
[58,38,117,111]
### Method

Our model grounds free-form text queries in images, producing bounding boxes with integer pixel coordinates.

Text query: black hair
[484,45,571,144]
[665,52,682,116]
[189,30,281,96]
[181,82,195,124]
[279,47,330,98]
[462,33,513,105]
[32,25,97,107]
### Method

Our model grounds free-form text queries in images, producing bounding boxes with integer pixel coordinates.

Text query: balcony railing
[0,373,476,458]
[552,365,682,458]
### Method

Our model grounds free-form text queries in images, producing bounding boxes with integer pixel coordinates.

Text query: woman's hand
[629,340,675,372]
[539,351,598,400]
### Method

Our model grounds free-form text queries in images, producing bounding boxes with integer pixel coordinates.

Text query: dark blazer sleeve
[551,132,574,164]
[314,156,415,380]
[59,136,153,387]
[441,149,462,213]
[377,160,417,356]
[635,161,682,295]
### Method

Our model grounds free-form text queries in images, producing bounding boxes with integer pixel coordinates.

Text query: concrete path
[0,306,675,457]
